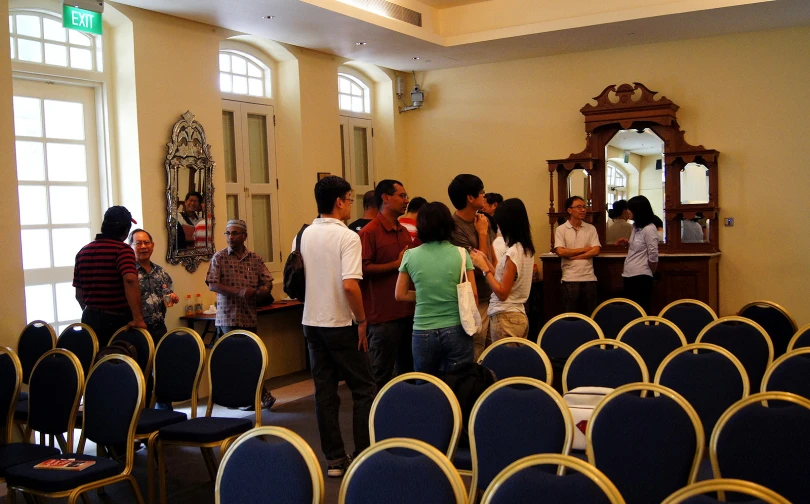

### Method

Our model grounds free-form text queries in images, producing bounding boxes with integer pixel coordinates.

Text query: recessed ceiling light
[412,56,420,60]
[356,41,367,45]
[263,15,275,19]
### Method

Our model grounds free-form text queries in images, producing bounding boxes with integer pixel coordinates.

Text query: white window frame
[337,68,374,220]
[218,49,272,99]
[338,72,371,116]
[9,9,102,72]
[607,162,627,207]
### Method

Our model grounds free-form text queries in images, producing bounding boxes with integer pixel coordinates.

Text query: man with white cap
[206,219,276,410]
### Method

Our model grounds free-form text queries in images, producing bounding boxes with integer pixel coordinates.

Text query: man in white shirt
[294,175,376,479]
[554,196,602,315]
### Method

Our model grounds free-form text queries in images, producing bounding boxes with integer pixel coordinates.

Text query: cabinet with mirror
[542,83,720,318]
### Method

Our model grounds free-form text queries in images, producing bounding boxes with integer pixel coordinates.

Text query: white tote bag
[456,247,482,336]
[563,386,614,450]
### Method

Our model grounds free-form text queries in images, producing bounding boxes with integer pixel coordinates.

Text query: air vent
[342,0,422,27]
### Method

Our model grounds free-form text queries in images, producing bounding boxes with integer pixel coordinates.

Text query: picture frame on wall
[317,172,331,180]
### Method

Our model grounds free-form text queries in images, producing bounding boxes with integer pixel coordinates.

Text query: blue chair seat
[453,447,471,471]
[0,444,59,476]
[158,417,252,443]
[14,399,28,422]
[136,409,187,433]
[18,392,28,401]
[5,454,121,493]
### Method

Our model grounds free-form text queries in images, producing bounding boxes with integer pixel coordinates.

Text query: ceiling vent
[343,0,422,27]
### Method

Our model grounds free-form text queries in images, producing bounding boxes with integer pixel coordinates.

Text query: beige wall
[401,26,810,323]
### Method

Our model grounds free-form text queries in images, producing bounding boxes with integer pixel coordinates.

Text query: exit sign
[63,5,102,35]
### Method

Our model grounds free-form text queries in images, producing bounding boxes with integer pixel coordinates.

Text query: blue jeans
[412,325,474,376]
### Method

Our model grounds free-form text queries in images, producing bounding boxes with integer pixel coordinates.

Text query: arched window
[219,50,270,97]
[607,162,627,207]
[338,73,370,114]
[9,10,101,71]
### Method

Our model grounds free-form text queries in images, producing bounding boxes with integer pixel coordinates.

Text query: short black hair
[374,179,403,209]
[101,221,131,239]
[407,197,427,214]
[184,191,203,203]
[494,198,535,255]
[651,215,664,229]
[314,175,352,215]
[127,229,153,245]
[362,190,377,210]
[485,193,503,205]
[417,202,454,243]
[608,199,628,220]
[627,195,655,229]
[564,196,585,209]
[447,174,483,210]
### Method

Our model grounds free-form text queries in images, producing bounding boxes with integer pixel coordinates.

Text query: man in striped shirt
[73,206,147,347]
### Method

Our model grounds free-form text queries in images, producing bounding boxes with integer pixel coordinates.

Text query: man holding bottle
[129,229,180,344]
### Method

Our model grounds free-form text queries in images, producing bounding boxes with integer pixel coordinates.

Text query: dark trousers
[81,308,131,348]
[303,324,377,462]
[367,316,414,391]
[146,321,168,346]
[623,275,654,314]
[560,281,599,316]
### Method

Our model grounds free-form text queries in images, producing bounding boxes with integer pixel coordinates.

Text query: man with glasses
[206,219,276,410]
[128,229,179,344]
[554,196,601,315]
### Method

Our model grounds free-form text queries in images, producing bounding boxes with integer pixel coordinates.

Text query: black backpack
[95,340,139,364]
[441,362,497,448]
[283,224,308,301]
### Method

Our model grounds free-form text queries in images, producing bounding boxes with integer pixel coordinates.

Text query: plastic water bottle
[185,295,194,317]
[194,293,203,315]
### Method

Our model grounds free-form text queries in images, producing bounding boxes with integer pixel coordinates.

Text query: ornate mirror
[165,111,215,272]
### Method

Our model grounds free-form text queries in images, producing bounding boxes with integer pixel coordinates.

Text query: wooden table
[179,300,304,345]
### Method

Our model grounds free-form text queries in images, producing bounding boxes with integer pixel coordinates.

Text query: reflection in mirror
[680,163,710,204]
[680,212,710,243]
[566,169,591,206]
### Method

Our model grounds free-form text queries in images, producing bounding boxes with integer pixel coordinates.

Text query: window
[219,51,270,98]
[338,73,370,114]
[9,10,101,71]
[607,163,627,207]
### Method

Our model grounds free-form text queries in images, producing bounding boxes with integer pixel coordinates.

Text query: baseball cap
[103,206,137,224]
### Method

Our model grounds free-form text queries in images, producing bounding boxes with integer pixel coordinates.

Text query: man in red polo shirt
[74,206,147,347]
[359,179,414,390]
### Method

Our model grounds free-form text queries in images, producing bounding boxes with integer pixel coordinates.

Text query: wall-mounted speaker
[655,159,663,170]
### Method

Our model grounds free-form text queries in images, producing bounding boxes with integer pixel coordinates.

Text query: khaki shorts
[490,311,529,341]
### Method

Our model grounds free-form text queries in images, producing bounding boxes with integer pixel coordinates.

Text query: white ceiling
[607,129,664,157]
[110,0,810,72]
[417,0,491,7]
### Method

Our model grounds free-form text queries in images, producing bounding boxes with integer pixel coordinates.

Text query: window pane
[44,43,68,66]
[247,62,261,77]
[54,281,83,321]
[339,94,352,111]
[17,39,42,63]
[13,96,42,137]
[46,143,87,181]
[49,186,89,224]
[339,77,351,94]
[18,186,49,225]
[52,228,90,267]
[232,75,248,95]
[248,78,262,97]
[353,127,369,185]
[222,111,238,183]
[251,195,273,263]
[15,140,45,181]
[42,18,66,42]
[25,285,54,323]
[226,195,238,221]
[69,47,92,69]
[16,15,40,38]
[44,100,84,140]
[8,15,12,34]
[219,73,232,93]
[21,229,51,269]
[219,53,231,72]
[231,56,247,75]
[10,37,15,59]
[351,83,361,96]
[340,124,346,179]
[351,96,363,113]
[68,30,91,46]
[247,114,269,184]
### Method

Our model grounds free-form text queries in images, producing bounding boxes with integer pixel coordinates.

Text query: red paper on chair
[34,459,96,471]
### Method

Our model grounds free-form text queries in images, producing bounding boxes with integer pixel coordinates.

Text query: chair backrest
[617,316,686,378]
[591,298,646,340]
[153,328,205,415]
[110,326,155,377]
[658,299,717,344]
[588,383,704,504]
[370,372,461,459]
[28,349,84,451]
[661,478,791,504]
[208,330,267,425]
[339,438,467,504]
[563,339,649,393]
[655,343,749,447]
[739,300,797,358]
[469,377,573,500]
[478,338,552,384]
[696,316,773,394]
[216,426,324,504]
[787,323,810,352]
[710,392,810,503]
[481,454,626,504]
[17,320,56,385]
[537,313,604,359]
[80,354,144,473]
[57,323,98,377]
[0,347,22,443]
[761,348,810,400]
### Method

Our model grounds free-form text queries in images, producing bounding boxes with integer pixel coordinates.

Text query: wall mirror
[566,168,592,206]
[166,111,215,273]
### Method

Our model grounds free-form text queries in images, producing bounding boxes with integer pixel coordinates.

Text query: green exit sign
[63,5,102,35]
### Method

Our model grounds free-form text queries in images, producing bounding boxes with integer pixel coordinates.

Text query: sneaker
[327,455,353,478]
[240,389,276,411]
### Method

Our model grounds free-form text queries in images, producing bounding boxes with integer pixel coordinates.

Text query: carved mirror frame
[165,111,216,272]
[547,83,720,253]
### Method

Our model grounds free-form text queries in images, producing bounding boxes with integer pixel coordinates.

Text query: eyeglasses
[396,193,409,199]
[569,205,587,210]
[341,197,355,204]
[133,241,152,247]
[223,231,245,236]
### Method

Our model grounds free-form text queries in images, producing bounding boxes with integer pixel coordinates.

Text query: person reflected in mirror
[482,192,503,216]
[176,191,202,250]
[607,199,633,245]
[616,195,659,314]
[553,196,601,315]
[347,190,377,233]
[652,214,665,242]
[206,219,276,411]
[398,196,426,244]
[128,229,179,345]
[681,212,704,243]
[193,200,211,249]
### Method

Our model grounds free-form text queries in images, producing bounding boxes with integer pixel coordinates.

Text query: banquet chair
[739,300,797,357]
[659,299,717,344]
[562,339,648,393]
[478,337,552,383]
[661,478,791,504]
[760,347,810,400]
[591,298,646,340]
[616,316,686,378]
[537,313,603,392]
[14,321,56,427]
[786,323,810,352]
[57,323,98,377]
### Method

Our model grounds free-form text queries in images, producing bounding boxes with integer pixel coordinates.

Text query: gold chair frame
[536,312,604,348]
[481,453,626,504]
[57,323,99,371]
[369,372,462,460]
[0,347,22,446]
[696,316,774,378]
[616,316,687,346]
[761,347,810,394]
[338,437,467,504]
[110,326,156,380]
[215,426,324,504]
[786,323,810,352]
[591,297,647,320]
[478,337,553,386]
[739,300,798,333]
[658,298,717,321]
[562,339,649,394]
[662,478,790,504]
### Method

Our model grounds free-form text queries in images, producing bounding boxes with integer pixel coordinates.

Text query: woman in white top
[616,195,659,314]
[470,198,535,340]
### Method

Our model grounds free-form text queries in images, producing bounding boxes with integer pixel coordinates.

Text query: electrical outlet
[724,218,734,227]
